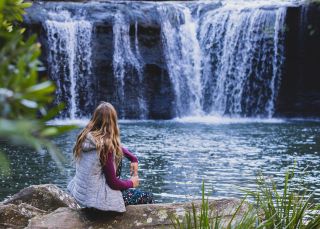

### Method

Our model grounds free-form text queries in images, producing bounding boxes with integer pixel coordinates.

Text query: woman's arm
[122,147,138,176]
[103,154,133,190]
[121,147,138,163]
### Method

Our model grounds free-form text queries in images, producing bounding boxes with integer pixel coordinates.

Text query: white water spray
[45,12,92,119]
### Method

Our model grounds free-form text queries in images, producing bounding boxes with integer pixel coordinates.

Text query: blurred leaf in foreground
[0,151,11,177]
[0,0,75,173]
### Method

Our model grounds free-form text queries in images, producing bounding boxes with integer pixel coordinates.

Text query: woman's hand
[130,162,138,176]
[130,175,139,188]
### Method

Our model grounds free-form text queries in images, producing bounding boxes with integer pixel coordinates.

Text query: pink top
[103,147,138,190]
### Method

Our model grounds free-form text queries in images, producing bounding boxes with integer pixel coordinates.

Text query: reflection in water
[0,120,320,203]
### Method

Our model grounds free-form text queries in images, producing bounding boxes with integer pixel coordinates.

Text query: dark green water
[1,118,320,203]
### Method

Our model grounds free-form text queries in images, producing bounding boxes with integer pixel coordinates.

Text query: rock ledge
[0,185,247,228]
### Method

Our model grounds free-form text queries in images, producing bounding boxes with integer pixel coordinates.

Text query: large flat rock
[1,184,248,228]
[27,198,248,229]
[3,184,80,212]
[0,203,46,228]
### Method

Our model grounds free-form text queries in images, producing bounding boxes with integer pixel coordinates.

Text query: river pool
[1,117,320,203]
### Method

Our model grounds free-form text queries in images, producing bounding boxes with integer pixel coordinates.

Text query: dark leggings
[122,189,154,205]
[117,159,154,205]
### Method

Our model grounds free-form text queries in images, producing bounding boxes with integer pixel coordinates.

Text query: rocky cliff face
[24,1,320,119]
[277,2,320,118]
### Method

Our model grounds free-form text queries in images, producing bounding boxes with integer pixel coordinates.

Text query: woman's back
[68,102,153,211]
[67,133,126,212]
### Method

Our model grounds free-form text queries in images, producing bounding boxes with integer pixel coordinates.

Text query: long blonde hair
[73,102,123,166]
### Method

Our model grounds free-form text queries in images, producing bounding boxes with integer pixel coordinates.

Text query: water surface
[1,118,319,203]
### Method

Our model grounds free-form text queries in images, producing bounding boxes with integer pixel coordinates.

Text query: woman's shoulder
[82,132,96,152]
[86,132,95,142]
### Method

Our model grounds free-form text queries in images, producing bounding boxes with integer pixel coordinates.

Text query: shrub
[171,168,320,229]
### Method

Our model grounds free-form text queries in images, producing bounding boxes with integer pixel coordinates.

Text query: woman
[67,102,154,212]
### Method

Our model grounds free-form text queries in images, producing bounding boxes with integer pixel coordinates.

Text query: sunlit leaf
[20,99,38,108]
[26,81,53,92]
[0,151,11,177]
[40,127,59,137]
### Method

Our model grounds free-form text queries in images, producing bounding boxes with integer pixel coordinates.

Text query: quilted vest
[67,133,126,212]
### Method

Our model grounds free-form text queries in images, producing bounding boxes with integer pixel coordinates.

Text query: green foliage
[170,182,255,229]
[0,0,75,174]
[248,168,320,229]
[171,169,320,229]
[0,151,10,177]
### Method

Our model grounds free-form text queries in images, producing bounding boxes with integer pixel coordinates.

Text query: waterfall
[36,1,291,120]
[45,12,93,119]
[112,12,147,119]
[159,4,287,117]
[267,8,287,117]
[200,6,287,117]
[158,5,203,117]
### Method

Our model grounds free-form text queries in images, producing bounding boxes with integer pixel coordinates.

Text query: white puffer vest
[67,133,126,212]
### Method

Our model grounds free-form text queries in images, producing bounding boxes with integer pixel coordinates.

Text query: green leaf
[0,151,11,177]
[40,127,59,137]
[20,99,38,108]
[26,81,54,93]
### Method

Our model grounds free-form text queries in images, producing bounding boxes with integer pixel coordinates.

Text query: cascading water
[267,8,287,117]
[158,5,203,117]
[33,1,293,120]
[45,12,93,119]
[159,3,287,118]
[199,6,287,117]
[112,11,147,119]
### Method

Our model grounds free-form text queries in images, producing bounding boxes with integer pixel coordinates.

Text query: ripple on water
[1,119,320,203]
